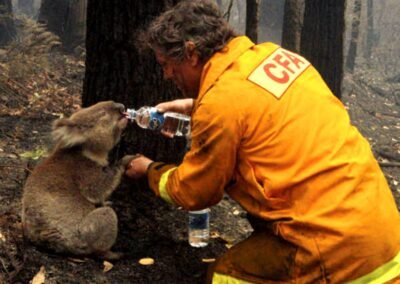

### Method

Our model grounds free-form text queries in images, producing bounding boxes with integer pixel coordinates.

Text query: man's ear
[185,41,200,67]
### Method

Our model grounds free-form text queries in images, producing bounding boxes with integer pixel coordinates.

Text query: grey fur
[22,101,135,260]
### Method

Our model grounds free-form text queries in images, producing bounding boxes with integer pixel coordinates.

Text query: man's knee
[208,231,297,283]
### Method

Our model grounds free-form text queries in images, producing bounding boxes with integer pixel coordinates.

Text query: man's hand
[155,99,193,138]
[155,98,194,115]
[125,154,153,179]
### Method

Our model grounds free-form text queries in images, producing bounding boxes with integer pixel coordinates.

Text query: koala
[22,101,135,260]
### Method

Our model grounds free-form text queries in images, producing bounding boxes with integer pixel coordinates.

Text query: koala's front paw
[120,154,140,168]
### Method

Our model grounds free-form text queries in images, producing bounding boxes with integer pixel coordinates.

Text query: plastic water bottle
[126,107,190,137]
[188,208,210,247]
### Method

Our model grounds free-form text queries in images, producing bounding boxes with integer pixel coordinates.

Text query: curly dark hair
[141,0,237,62]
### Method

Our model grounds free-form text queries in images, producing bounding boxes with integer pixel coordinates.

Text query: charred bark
[346,0,361,73]
[300,0,345,99]
[281,0,304,53]
[38,0,69,38]
[365,0,374,59]
[245,0,260,43]
[63,0,87,51]
[0,0,15,46]
[38,0,86,51]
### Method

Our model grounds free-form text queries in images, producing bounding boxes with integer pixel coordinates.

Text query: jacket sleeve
[147,97,241,210]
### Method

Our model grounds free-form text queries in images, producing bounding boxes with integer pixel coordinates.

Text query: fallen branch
[377,150,400,162]
[0,164,32,173]
[379,161,400,167]
[375,112,400,119]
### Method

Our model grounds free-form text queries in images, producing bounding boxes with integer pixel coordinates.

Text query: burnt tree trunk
[38,0,69,38]
[281,0,304,52]
[83,0,185,164]
[245,0,260,43]
[38,0,86,51]
[0,0,15,46]
[300,0,345,99]
[365,0,374,59]
[63,0,87,51]
[346,0,361,73]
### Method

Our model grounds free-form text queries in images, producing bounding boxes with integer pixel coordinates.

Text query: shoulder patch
[248,47,310,99]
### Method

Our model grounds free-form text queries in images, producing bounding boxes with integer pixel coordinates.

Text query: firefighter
[126,0,400,283]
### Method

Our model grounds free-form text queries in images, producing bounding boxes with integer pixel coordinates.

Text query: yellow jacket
[147,36,400,283]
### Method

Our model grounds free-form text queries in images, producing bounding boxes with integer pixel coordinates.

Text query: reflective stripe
[212,272,253,284]
[159,167,177,204]
[347,251,400,284]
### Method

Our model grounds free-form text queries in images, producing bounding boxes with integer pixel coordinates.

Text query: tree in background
[365,0,374,59]
[281,0,345,99]
[245,0,259,43]
[300,0,345,99]
[38,0,68,39]
[346,0,361,73]
[38,0,86,51]
[83,0,186,165]
[16,0,33,16]
[0,0,16,46]
[62,0,86,51]
[281,0,304,53]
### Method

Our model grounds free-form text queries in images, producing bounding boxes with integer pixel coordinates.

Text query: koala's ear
[52,118,87,149]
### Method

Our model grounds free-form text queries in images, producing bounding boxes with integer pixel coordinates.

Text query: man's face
[155,49,203,98]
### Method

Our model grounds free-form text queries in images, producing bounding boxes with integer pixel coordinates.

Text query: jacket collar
[198,36,255,100]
